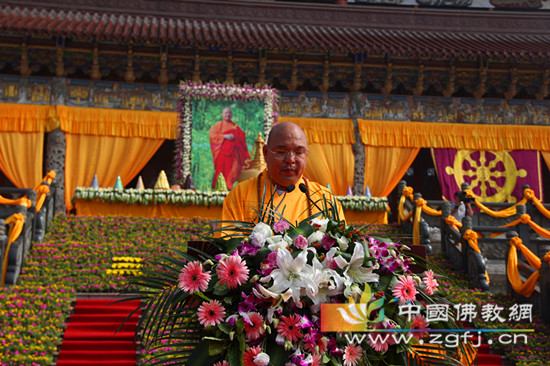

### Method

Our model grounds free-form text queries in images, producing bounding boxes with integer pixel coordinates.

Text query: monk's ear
[262,145,268,158]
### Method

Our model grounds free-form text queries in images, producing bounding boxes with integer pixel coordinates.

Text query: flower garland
[175,81,278,185]
[72,187,388,212]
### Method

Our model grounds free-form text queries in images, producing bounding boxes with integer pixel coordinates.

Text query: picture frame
[175,82,278,191]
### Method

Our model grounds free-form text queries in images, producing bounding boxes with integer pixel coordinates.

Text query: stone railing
[396,180,550,296]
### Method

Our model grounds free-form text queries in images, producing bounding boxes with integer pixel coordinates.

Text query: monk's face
[263,122,308,188]
[222,108,232,122]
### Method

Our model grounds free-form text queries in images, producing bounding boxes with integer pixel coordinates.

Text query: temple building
[0,0,549,215]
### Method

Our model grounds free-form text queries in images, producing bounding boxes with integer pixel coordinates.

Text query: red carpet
[57,299,141,366]
[469,331,504,366]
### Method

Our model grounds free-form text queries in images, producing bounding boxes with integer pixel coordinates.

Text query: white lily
[335,242,379,287]
[264,248,319,307]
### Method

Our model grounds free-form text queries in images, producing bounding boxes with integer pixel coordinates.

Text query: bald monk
[221,121,345,226]
[209,108,250,190]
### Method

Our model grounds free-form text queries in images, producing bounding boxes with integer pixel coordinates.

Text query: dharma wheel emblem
[445,150,526,203]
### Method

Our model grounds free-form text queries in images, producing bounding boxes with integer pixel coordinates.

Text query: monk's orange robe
[209,120,250,190]
[221,170,346,227]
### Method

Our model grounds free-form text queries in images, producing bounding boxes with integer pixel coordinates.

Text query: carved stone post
[45,128,66,214]
[349,92,365,197]
[441,201,452,254]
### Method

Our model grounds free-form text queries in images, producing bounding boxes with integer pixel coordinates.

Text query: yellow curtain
[64,134,163,211]
[0,132,43,188]
[280,117,355,196]
[0,104,58,188]
[364,146,420,197]
[57,105,178,139]
[58,106,179,211]
[0,103,58,132]
[304,144,354,196]
[357,119,550,151]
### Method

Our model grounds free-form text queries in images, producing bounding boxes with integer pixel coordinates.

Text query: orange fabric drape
[0,131,44,189]
[0,104,58,188]
[364,146,420,197]
[1,212,25,286]
[507,237,541,298]
[64,134,163,211]
[280,117,355,196]
[57,105,178,139]
[59,106,178,211]
[357,119,550,151]
[304,144,354,196]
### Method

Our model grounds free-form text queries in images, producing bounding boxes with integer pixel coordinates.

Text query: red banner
[431,149,543,203]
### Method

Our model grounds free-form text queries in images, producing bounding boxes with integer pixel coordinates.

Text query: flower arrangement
[72,187,388,212]
[132,206,472,365]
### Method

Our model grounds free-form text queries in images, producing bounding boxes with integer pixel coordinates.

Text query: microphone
[299,183,324,213]
[273,184,296,214]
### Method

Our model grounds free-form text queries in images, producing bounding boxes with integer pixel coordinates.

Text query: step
[60,340,137,351]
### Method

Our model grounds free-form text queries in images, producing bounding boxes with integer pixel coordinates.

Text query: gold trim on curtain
[0,132,44,188]
[64,134,164,211]
[358,119,550,151]
[364,146,420,197]
[0,103,58,132]
[57,105,178,139]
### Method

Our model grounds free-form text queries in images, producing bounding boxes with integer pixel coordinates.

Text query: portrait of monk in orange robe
[209,108,250,190]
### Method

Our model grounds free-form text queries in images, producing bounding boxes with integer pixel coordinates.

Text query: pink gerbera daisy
[409,314,430,340]
[243,312,265,340]
[392,275,418,304]
[178,261,211,294]
[343,343,362,366]
[422,270,439,295]
[197,300,226,327]
[243,346,262,366]
[276,314,303,342]
[213,361,229,366]
[217,255,249,289]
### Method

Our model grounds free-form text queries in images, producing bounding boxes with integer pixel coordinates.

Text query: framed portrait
[176,82,278,191]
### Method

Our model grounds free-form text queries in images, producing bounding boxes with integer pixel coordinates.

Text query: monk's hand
[224,133,235,141]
